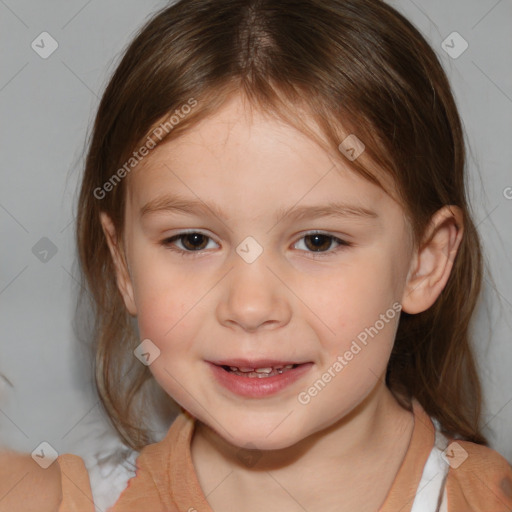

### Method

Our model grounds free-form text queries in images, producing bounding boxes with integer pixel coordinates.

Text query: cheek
[130,247,202,337]
[294,252,403,379]
[132,266,205,406]
[130,254,221,383]
[303,255,398,329]
[136,290,196,352]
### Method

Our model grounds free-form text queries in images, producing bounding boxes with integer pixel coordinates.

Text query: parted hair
[75,0,487,451]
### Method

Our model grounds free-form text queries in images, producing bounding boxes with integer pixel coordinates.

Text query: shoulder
[57,452,93,496]
[111,413,192,510]
[129,412,191,473]
[0,449,62,512]
[444,439,512,511]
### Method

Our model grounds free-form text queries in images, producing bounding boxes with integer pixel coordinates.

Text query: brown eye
[179,233,209,251]
[303,234,334,252]
[162,232,216,253]
[293,232,351,257]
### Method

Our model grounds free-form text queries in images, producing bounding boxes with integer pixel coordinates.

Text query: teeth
[228,364,295,372]
[225,364,297,377]
[254,367,273,374]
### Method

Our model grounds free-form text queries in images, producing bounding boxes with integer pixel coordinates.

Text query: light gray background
[1,0,511,463]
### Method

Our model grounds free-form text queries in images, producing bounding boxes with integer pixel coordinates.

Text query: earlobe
[401,206,464,314]
[99,212,137,316]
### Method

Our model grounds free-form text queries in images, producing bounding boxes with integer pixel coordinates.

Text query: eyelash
[160,230,352,259]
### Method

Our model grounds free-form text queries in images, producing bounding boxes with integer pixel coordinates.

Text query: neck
[191,381,413,473]
[190,381,415,512]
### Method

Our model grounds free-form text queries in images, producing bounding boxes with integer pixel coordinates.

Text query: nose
[216,253,292,332]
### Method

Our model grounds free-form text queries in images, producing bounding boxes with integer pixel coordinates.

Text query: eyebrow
[139,193,378,224]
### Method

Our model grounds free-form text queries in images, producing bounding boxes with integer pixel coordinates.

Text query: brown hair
[76,0,487,451]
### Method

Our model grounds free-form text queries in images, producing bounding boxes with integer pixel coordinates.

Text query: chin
[231,431,299,452]
[207,413,306,452]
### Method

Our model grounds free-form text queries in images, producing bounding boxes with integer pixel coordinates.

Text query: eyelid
[161,229,220,247]
[292,230,352,258]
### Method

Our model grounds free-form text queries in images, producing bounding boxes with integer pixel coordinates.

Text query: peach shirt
[57,399,512,512]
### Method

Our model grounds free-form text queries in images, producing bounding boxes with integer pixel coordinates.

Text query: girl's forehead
[126,94,402,219]
[162,96,321,153]
[133,160,395,222]
[127,149,398,238]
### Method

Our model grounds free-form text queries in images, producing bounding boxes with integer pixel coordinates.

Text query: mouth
[219,363,300,378]
[208,360,313,398]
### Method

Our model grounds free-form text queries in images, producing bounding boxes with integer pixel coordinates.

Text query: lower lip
[208,362,313,398]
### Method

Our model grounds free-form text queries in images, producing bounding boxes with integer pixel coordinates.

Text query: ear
[401,205,463,314]
[99,212,137,316]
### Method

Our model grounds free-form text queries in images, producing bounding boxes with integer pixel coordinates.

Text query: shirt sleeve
[444,440,512,511]
[57,454,95,512]
[107,444,172,512]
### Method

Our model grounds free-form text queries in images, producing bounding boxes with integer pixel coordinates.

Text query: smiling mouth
[209,361,313,397]
[220,364,300,378]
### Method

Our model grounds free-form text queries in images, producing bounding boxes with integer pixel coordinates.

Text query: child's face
[110,94,415,449]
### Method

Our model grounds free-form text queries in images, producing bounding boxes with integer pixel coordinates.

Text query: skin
[0,450,61,512]
[101,93,463,511]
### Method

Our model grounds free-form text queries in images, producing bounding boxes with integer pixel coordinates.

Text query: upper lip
[210,359,308,368]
